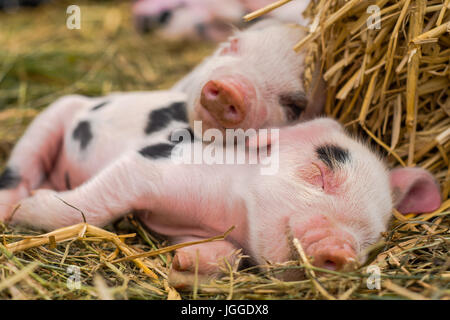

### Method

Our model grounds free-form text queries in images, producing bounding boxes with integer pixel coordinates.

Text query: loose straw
[292,238,336,300]
[244,0,293,22]
[5,223,159,280]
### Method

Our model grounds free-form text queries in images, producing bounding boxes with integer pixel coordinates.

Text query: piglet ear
[390,167,441,214]
[219,37,239,55]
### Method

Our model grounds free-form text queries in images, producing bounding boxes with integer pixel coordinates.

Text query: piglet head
[247,118,442,278]
[187,20,319,136]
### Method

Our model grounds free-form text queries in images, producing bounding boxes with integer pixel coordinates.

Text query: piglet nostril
[204,82,220,99]
[322,259,339,271]
[228,105,237,115]
[222,105,243,124]
[308,241,357,272]
[315,254,345,271]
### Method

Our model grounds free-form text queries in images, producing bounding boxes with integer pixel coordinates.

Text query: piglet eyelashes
[304,163,325,190]
[302,162,344,195]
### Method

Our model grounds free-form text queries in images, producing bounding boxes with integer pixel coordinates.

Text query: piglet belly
[136,190,249,247]
[49,133,130,191]
[138,210,217,240]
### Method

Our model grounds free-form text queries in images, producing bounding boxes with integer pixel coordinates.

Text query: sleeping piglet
[0,91,441,285]
[132,0,312,41]
[173,19,326,138]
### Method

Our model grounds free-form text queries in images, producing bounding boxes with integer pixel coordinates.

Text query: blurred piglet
[173,20,326,136]
[0,91,441,286]
[132,0,311,41]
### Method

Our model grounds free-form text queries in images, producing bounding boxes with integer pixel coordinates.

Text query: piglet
[0,91,441,286]
[132,0,311,41]
[174,19,326,137]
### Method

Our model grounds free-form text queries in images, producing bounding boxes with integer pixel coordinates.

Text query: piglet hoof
[172,251,192,272]
[168,251,220,290]
[168,268,216,291]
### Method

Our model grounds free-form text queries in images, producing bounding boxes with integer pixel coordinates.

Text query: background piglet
[132,0,312,41]
[173,20,326,137]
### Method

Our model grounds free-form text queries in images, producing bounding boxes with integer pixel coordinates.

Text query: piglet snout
[200,79,250,128]
[292,215,358,272]
[306,236,357,271]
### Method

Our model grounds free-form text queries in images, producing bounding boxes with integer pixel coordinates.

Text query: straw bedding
[0,0,448,300]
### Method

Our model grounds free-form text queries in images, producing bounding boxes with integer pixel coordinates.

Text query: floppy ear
[218,37,239,55]
[390,167,441,214]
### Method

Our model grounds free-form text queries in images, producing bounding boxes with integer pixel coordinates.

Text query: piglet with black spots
[0,91,441,286]
[132,0,311,41]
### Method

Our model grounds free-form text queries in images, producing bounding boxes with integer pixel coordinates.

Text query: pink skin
[0,92,442,287]
[173,20,325,138]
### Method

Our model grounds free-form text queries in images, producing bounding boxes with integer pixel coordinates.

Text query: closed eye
[300,162,325,190]
[278,91,307,121]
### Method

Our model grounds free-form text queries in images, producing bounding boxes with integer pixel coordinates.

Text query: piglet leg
[10,152,155,230]
[0,95,88,220]
[169,238,240,289]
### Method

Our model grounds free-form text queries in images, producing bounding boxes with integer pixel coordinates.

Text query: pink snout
[306,237,357,271]
[200,79,251,128]
[296,223,357,271]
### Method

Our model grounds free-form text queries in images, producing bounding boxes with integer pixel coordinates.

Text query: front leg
[11,152,164,231]
[0,95,89,220]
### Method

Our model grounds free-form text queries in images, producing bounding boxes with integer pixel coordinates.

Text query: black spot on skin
[145,109,171,134]
[316,144,350,170]
[91,101,109,111]
[139,143,175,159]
[196,24,207,38]
[73,121,93,150]
[169,127,195,144]
[158,10,172,25]
[65,172,72,190]
[0,167,20,190]
[279,91,308,121]
[145,102,188,135]
[170,102,188,122]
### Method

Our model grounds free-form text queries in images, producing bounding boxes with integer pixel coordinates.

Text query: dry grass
[0,0,448,300]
